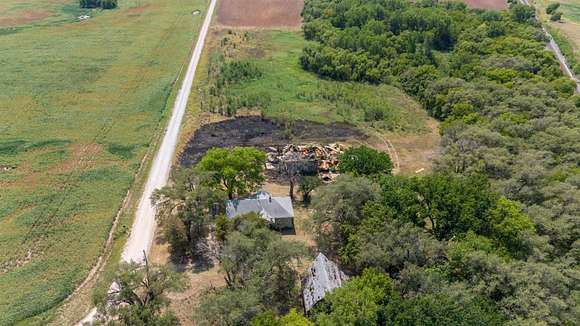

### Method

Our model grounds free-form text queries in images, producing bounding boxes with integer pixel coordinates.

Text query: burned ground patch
[178,116,365,167]
[216,0,303,28]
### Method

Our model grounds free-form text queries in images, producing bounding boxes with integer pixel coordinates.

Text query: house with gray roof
[301,253,348,313]
[225,191,294,229]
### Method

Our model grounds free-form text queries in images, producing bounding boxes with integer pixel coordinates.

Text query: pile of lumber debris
[265,143,344,182]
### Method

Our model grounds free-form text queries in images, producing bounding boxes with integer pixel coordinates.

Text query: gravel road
[76,0,217,323]
[520,0,580,93]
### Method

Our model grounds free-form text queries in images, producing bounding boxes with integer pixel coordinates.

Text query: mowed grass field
[0,0,207,324]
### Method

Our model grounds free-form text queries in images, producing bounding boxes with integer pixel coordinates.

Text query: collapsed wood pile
[265,143,344,182]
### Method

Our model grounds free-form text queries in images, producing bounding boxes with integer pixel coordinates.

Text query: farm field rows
[0,0,207,324]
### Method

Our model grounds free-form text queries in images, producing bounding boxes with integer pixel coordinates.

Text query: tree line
[296,0,579,324]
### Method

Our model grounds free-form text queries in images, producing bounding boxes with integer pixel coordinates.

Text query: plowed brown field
[217,0,303,28]
[461,0,507,10]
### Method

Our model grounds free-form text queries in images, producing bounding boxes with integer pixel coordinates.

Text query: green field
[0,0,207,324]
[561,1,580,22]
[197,31,428,133]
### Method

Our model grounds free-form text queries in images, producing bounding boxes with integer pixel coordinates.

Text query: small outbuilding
[301,253,348,314]
[225,191,294,229]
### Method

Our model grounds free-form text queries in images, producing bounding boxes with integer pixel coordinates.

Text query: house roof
[225,192,294,222]
[301,253,348,313]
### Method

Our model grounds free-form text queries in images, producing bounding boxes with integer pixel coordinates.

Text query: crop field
[216,0,303,28]
[460,0,507,10]
[0,0,207,324]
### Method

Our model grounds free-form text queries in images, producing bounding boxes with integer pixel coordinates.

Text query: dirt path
[76,0,218,323]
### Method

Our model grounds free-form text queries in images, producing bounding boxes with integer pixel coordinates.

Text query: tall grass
[198,31,427,133]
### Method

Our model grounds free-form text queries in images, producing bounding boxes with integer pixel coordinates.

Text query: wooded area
[98,0,578,324]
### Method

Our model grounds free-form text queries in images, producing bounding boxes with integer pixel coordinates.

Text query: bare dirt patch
[217,0,303,28]
[150,232,225,326]
[460,0,507,10]
[0,9,53,27]
[366,118,440,176]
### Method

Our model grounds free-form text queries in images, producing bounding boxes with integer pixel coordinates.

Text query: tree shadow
[191,236,218,273]
[279,226,297,236]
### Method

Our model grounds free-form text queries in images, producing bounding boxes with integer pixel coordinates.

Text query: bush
[79,0,117,9]
[338,146,393,176]
[510,4,535,23]
[546,2,560,14]
[550,11,563,21]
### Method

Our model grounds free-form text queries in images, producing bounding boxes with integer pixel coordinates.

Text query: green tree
[550,11,563,21]
[196,147,266,199]
[338,146,393,176]
[344,219,445,274]
[249,309,313,326]
[195,287,263,326]
[220,227,307,313]
[311,175,380,255]
[94,258,184,325]
[196,227,307,324]
[312,269,392,325]
[298,175,322,204]
[99,0,117,9]
[152,169,225,257]
[386,292,505,325]
[510,4,535,23]
[488,197,533,256]
[279,309,313,325]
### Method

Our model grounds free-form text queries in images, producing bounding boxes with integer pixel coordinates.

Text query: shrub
[79,0,117,9]
[338,146,393,176]
[546,2,560,14]
[550,11,563,21]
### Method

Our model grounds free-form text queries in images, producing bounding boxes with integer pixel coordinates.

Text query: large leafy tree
[312,269,393,325]
[94,258,184,326]
[196,147,266,199]
[195,221,307,324]
[152,169,225,257]
[311,174,380,256]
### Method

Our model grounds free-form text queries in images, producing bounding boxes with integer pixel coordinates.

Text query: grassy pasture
[198,30,428,133]
[0,0,207,324]
[560,0,580,22]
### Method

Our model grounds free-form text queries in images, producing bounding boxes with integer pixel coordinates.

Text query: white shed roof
[301,253,348,313]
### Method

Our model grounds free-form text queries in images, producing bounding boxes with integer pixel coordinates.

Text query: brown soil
[178,116,366,167]
[149,233,225,326]
[368,119,441,176]
[0,9,53,27]
[217,0,304,28]
[460,0,507,10]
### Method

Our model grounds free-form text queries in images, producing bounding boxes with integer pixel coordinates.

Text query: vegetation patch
[198,30,428,133]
